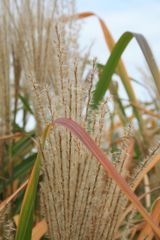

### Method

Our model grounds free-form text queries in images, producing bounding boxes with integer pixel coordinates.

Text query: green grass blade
[92,31,160,137]
[92,31,160,108]
[15,124,51,240]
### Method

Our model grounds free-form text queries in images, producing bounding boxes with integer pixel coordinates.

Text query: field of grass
[0,1,160,239]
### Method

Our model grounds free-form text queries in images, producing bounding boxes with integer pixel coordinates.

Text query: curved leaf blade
[92,31,160,108]
[53,118,160,238]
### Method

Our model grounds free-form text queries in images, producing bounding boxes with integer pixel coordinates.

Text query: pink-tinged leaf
[0,179,28,212]
[53,118,160,237]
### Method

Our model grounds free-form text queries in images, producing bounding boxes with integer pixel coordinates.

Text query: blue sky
[77,0,160,84]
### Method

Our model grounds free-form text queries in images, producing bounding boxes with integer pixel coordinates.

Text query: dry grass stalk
[0,1,12,175]
[0,205,15,240]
